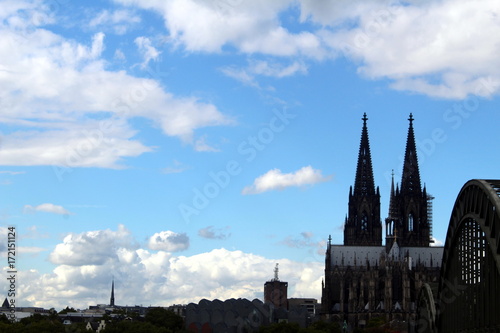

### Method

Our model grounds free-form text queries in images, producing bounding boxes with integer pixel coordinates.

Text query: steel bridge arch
[417,179,500,332]
[441,179,500,276]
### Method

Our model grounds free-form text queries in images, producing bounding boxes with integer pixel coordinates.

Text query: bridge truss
[417,179,500,332]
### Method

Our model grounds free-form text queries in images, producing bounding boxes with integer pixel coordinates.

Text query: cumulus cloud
[115,0,500,99]
[198,226,231,240]
[317,0,500,98]
[0,2,232,168]
[0,226,324,310]
[242,166,332,195]
[49,225,135,265]
[114,0,322,57]
[23,203,73,216]
[148,230,189,252]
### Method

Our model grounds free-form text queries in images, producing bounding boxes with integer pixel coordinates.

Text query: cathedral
[321,114,444,329]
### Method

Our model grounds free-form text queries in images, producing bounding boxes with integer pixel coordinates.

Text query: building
[0,298,51,322]
[86,320,106,333]
[185,298,310,332]
[264,263,288,310]
[288,298,317,317]
[321,114,443,329]
[185,298,274,332]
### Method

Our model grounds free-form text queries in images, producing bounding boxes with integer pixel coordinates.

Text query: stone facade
[322,114,443,329]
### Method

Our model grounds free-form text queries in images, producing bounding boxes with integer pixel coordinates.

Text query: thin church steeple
[110,279,115,307]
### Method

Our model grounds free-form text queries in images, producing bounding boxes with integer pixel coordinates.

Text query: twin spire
[357,112,422,201]
[345,113,426,247]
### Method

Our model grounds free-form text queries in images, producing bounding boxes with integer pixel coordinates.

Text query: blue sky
[1,0,500,310]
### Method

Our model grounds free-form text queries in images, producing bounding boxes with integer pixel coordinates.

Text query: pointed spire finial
[388,169,396,219]
[362,112,368,125]
[409,113,414,125]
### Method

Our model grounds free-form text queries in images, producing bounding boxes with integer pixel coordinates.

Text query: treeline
[0,307,187,333]
[0,310,391,333]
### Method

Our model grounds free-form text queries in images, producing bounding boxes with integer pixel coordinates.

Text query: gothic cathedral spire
[400,113,422,195]
[386,114,431,249]
[354,113,376,197]
[344,113,382,246]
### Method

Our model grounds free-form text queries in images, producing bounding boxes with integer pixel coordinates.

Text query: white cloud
[298,0,388,26]
[114,0,323,58]
[194,135,220,152]
[89,9,141,35]
[319,0,500,98]
[221,66,261,88]
[115,0,500,99]
[198,226,231,240]
[221,59,308,88]
[0,2,233,168]
[431,236,444,247]
[4,249,322,310]
[23,203,73,216]
[242,166,332,195]
[148,230,189,252]
[250,60,308,78]
[0,121,152,169]
[114,49,126,61]
[134,36,160,68]
[0,226,324,310]
[49,225,135,265]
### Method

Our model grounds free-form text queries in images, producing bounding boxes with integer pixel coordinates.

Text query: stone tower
[344,113,382,246]
[386,114,431,249]
[322,114,443,329]
[264,263,288,309]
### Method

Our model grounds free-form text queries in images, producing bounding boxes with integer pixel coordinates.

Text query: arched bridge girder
[437,179,500,332]
[442,180,500,278]
[416,283,437,333]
